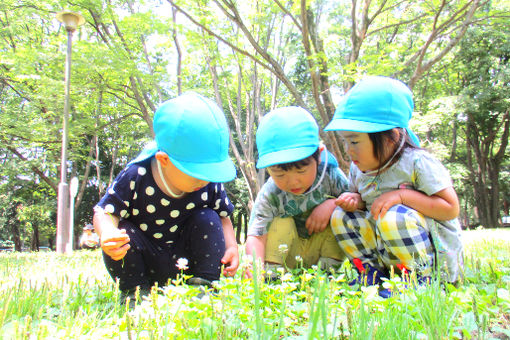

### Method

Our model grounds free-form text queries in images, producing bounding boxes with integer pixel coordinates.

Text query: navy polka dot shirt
[95,157,234,249]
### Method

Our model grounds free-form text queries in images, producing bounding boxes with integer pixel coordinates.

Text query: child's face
[339,131,380,172]
[267,158,318,195]
[161,157,209,194]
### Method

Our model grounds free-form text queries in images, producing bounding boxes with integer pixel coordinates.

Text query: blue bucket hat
[256,106,319,168]
[129,92,236,183]
[324,76,420,145]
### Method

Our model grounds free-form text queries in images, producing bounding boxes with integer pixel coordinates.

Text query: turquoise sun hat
[256,106,320,169]
[129,92,236,183]
[324,76,420,146]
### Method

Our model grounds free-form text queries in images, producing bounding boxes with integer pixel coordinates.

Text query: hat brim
[170,156,237,183]
[324,118,398,133]
[256,146,317,169]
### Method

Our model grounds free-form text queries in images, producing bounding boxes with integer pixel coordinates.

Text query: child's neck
[151,158,185,198]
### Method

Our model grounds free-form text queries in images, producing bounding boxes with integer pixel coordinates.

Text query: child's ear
[155,151,170,166]
[392,128,402,144]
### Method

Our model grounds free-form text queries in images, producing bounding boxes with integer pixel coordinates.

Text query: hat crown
[154,93,229,164]
[325,76,414,132]
[256,107,319,168]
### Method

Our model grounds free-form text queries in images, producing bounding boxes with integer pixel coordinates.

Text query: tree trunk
[31,223,40,251]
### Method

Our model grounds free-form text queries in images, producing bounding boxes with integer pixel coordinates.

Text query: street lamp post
[68,176,79,253]
[55,11,85,254]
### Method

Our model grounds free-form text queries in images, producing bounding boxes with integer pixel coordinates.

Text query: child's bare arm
[306,199,337,234]
[220,217,239,277]
[244,234,267,279]
[371,186,460,221]
[92,209,130,261]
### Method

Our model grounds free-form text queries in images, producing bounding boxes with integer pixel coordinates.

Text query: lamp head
[56,11,85,32]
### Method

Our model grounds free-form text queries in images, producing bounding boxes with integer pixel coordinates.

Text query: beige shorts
[265,217,346,269]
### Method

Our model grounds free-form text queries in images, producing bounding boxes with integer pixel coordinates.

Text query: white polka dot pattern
[95,159,234,251]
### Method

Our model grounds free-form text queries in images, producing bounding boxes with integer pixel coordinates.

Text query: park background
[0,0,509,250]
[0,1,509,339]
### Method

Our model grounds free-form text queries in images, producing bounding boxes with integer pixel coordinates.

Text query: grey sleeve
[247,183,278,236]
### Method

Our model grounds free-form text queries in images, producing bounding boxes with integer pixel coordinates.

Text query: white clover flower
[311,265,318,271]
[176,258,189,270]
[278,244,289,254]
[295,256,303,263]
[281,273,293,282]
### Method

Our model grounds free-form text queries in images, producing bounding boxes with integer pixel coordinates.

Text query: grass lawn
[0,228,509,339]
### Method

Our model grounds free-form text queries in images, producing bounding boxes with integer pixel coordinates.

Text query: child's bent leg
[180,208,225,282]
[330,207,379,267]
[376,204,434,276]
[264,217,299,268]
[102,220,173,292]
[316,226,346,268]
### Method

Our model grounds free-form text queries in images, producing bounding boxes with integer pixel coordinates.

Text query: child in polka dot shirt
[93,93,239,297]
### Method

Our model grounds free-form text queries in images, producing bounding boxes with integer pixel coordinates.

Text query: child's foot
[187,277,216,298]
[379,273,432,299]
[264,263,284,282]
[120,285,152,308]
[349,258,387,287]
[318,257,343,272]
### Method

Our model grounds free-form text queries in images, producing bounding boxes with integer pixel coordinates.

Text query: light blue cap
[256,107,319,169]
[324,76,420,146]
[129,92,236,183]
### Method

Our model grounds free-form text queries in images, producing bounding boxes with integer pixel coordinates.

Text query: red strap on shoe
[353,258,365,273]
[397,263,408,274]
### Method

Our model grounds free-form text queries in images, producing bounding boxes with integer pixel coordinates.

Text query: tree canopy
[0,0,508,249]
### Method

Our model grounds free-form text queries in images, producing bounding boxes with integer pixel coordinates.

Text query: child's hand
[242,261,254,279]
[306,199,337,234]
[335,192,363,212]
[371,190,402,220]
[221,244,239,277]
[100,228,130,261]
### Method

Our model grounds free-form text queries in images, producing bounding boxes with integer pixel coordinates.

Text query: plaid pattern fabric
[331,204,434,276]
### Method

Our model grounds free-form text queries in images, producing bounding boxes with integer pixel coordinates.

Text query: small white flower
[278,244,289,254]
[295,256,303,263]
[176,258,189,271]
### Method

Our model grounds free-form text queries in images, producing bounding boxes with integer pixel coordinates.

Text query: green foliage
[0,229,509,339]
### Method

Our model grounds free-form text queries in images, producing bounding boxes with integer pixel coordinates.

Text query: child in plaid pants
[324,76,463,296]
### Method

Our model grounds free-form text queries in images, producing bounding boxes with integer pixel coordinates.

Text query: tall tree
[456,27,509,228]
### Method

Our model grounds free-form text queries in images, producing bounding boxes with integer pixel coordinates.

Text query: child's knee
[186,208,222,228]
[378,204,426,233]
[265,218,297,264]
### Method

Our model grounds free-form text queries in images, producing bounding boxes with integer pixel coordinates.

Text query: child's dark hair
[272,148,320,171]
[368,128,418,168]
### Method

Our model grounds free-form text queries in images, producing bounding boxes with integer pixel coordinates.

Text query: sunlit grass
[0,229,509,339]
